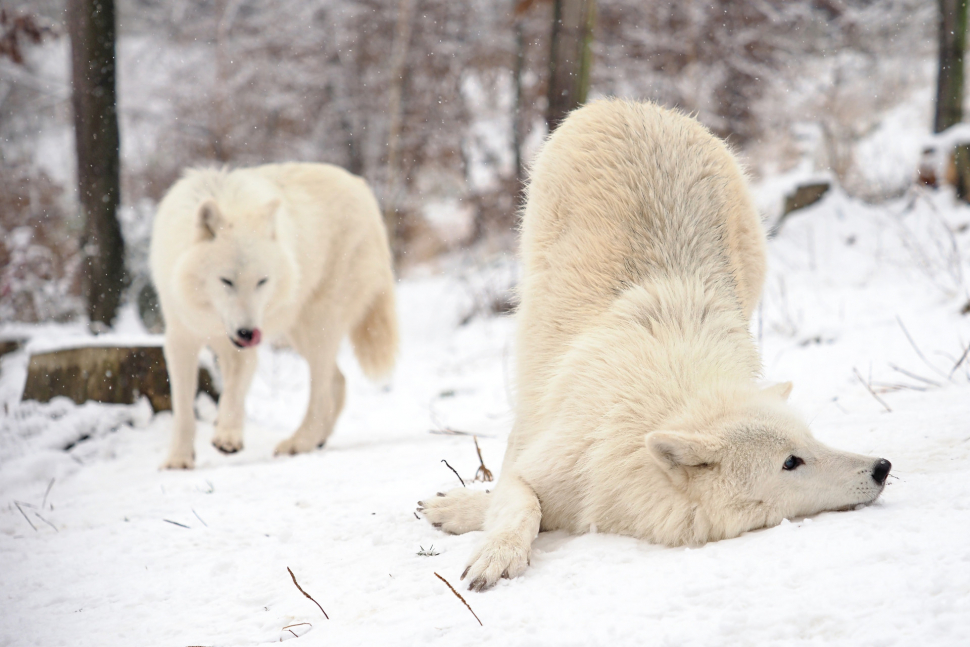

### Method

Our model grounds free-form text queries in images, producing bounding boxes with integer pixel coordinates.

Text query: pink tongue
[250,328,262,345]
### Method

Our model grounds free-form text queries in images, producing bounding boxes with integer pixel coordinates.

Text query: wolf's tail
[351,283,398,380]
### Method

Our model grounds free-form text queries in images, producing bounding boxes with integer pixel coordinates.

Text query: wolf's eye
[220,278,234,288]
[256,277,268,288]
[783,455,804,471]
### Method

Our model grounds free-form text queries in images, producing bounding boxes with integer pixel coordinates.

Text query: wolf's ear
[646,431,717,469]
[197,200,223,240]
[260,199,280,239]
[763,381,793,401]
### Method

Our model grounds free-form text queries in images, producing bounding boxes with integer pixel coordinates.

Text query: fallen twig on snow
[429,397,494,438]
[441,459,466,487]
[896,316,950,381]
[14,502,36,531]
[434,572,482,626]
[417,544,440,556]
[192,509,207,527]
[870,381,927,393]
[42,478,55,509]
[473,436,493,482]
[950,343,970,379]
[888,363,940,387]
[281,622,311,639]
[853,367,892,413]
[34,512,57,532]
[430,427,486,437]
[287,566,328,619]
[163,519,190,528]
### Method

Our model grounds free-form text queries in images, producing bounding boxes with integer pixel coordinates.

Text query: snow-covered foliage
[2,0,942,325]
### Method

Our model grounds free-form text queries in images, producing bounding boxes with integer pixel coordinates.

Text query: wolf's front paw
[419,488,489,534]
[212,428,243,454]
[461,535,531,592]
[274,434,319,456]
[161,451,195,470]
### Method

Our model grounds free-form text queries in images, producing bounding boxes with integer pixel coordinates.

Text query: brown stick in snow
[434,572,482,626]
[473,436,493,482]
[853,367,892,413]
[441,459,466,487]
[287,567,329,619]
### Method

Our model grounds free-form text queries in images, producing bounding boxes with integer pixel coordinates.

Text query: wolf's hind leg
[462,472,540,591]
[275,332,341,455]
[419,488,490,534]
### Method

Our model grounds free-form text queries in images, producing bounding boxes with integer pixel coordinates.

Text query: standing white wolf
[150,163,397,469]
[420,100,891,590]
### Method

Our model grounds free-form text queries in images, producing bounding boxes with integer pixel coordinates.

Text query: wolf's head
[175,198,295,348]
[646,383,891,544]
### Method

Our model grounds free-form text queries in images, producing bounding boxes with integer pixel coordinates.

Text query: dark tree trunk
[68,0,125,331]
[383,0,416,256]
[546,0,595,133]
[935,0,968,133]
[954,143,970,201]
[513,16,526,186]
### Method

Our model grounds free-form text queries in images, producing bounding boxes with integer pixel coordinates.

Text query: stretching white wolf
[419,100,891,590]
[151,163,397,469]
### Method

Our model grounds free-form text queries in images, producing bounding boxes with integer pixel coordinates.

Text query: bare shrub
[0,166,83,323]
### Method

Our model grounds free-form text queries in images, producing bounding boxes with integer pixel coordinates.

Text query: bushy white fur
[150,163,397,469]
[420,100,890,590]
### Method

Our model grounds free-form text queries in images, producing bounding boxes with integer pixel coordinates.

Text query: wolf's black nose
[872,459,891,485]
[237,328,254,341]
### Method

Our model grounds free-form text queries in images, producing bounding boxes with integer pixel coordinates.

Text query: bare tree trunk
[546,0,595,133]
[384,0,416,254]
[68,0,124,331]
[513,15,526,186]
[935,0,968,133]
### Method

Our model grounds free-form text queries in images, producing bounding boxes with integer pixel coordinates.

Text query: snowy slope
[1,188,969,647]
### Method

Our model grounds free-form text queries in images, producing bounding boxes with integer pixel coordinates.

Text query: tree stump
[21,345,219,412]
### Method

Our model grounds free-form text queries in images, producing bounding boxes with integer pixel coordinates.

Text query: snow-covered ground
[1,187,969,646]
